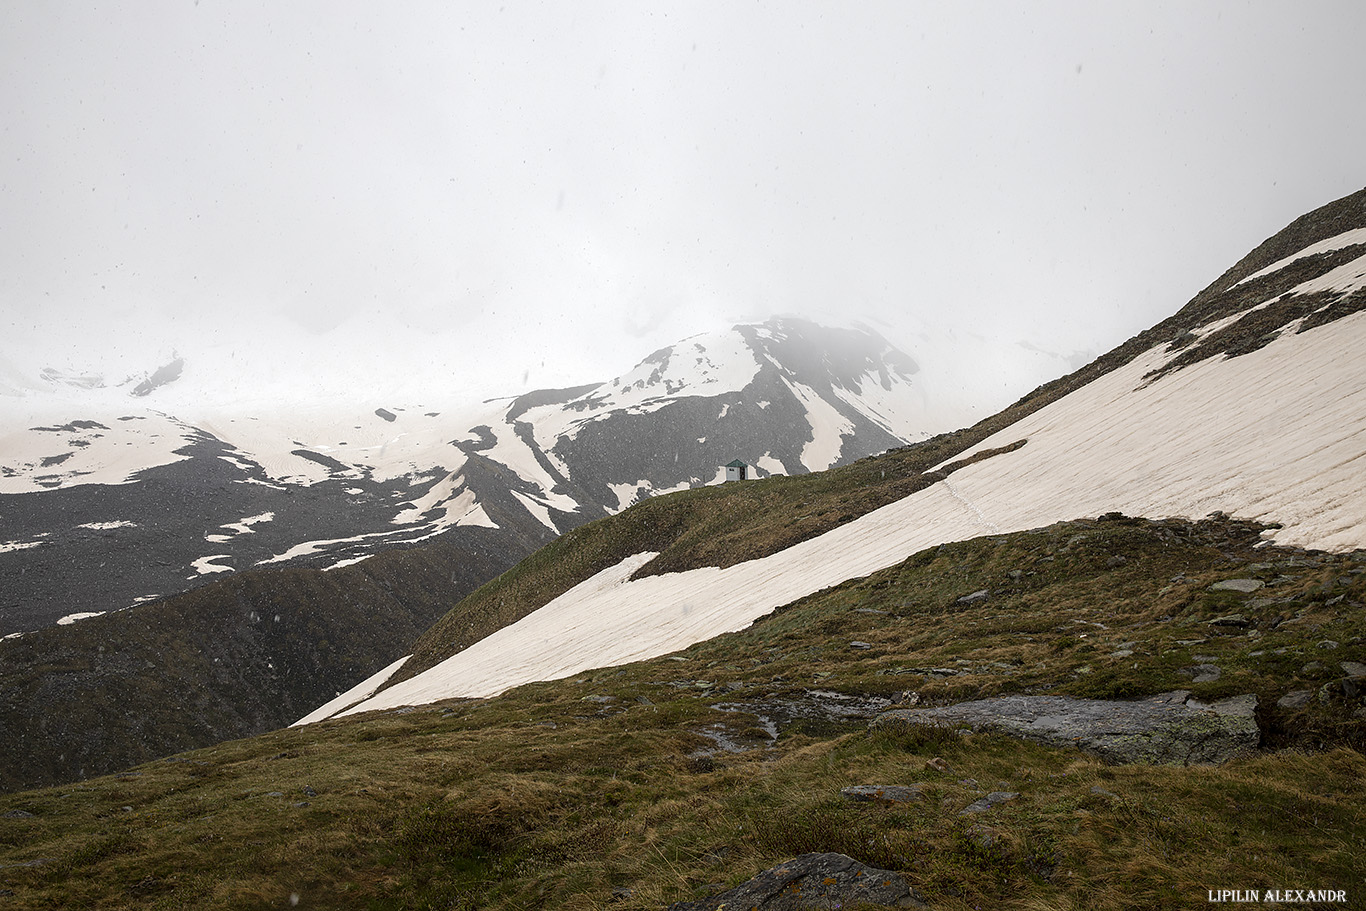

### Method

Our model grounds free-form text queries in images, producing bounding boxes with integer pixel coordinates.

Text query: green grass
[2,514,1364,910]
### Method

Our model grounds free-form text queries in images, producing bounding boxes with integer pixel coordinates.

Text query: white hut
[724,459,749,482]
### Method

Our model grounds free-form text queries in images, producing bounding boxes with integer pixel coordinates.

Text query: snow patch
[1235,227,1366,286]
[192,554,234,575]
[755,454,786,476]
[1285,250,1366,298]
[221,512,275,535]
[77,520,137,531]
[334,554,658,717]
[292,654,412,726]
[56,611,106,625]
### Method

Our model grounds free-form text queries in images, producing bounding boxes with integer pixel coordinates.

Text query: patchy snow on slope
[1236,227,1366,286]
[77,520,137,531]
[518,327,762,453]
[0,399,193,493]
[829,367,924,441]
[255,529,401,565]
[510,489,559,530]
[479,428,579,518]
[931,309,1366,552]
[393,473,496,531]
[1,539,46,553]
[1286,250,1366,298]
[316,309,1366,720]
[781,377,855,470]
[607,329,760,407]
[392,472,464,524]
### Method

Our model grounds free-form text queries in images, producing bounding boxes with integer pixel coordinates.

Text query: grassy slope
[2,515,1363,911]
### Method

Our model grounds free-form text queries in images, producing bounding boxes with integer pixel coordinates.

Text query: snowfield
[311,308,1366,721]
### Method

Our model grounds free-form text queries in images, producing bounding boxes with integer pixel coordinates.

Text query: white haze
[2,2,1364,425]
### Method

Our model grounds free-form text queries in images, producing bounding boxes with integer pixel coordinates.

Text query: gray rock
[1342,662,1366,679]
[1318,640,1341,650]
[956,589,989,604]
[1185,694,1258,717]
[872,692,1259,765]
[1209,579,1264,593]
[666,852,926,910]
[1180,664,1222,683]
[849,641,873,650]
[960,791,1019,815]
[840,784,926,804]
[1209,614,1250,628]
[3,810,34,819]
[0,857,55,871]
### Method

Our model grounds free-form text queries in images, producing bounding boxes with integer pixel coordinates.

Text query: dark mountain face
[0,317,931,792]
[1,318,925,636]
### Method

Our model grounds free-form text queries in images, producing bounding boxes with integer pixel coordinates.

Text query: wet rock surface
[666,852,926,910]
[873,691,1260,765]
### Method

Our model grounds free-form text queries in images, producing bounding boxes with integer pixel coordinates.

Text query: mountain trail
[942,477,1001,534]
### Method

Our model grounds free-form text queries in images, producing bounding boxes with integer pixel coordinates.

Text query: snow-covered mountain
[307,185,1366,722]
[0,317,927,635]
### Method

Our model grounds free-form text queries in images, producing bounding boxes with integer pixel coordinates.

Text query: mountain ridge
[0,318,932,792]
[331,184,1366,718]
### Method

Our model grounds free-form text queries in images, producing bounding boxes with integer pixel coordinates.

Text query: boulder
[872,692,1259,765]
[1209,579,1264,593]
[1277,690,1314,709]
[666,852,925,910]
[960,791,1019,815]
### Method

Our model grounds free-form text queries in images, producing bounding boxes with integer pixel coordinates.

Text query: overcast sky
[2,2,1363,415]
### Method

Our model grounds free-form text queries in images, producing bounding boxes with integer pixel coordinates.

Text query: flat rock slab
[840,784,926,804]
[960,791,1019,815]
[872,692,1259,765]
[1209,579,1265,593]
[666,852,925,910]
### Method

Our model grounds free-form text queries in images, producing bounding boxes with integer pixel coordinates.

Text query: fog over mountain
[3,3,1365,422]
